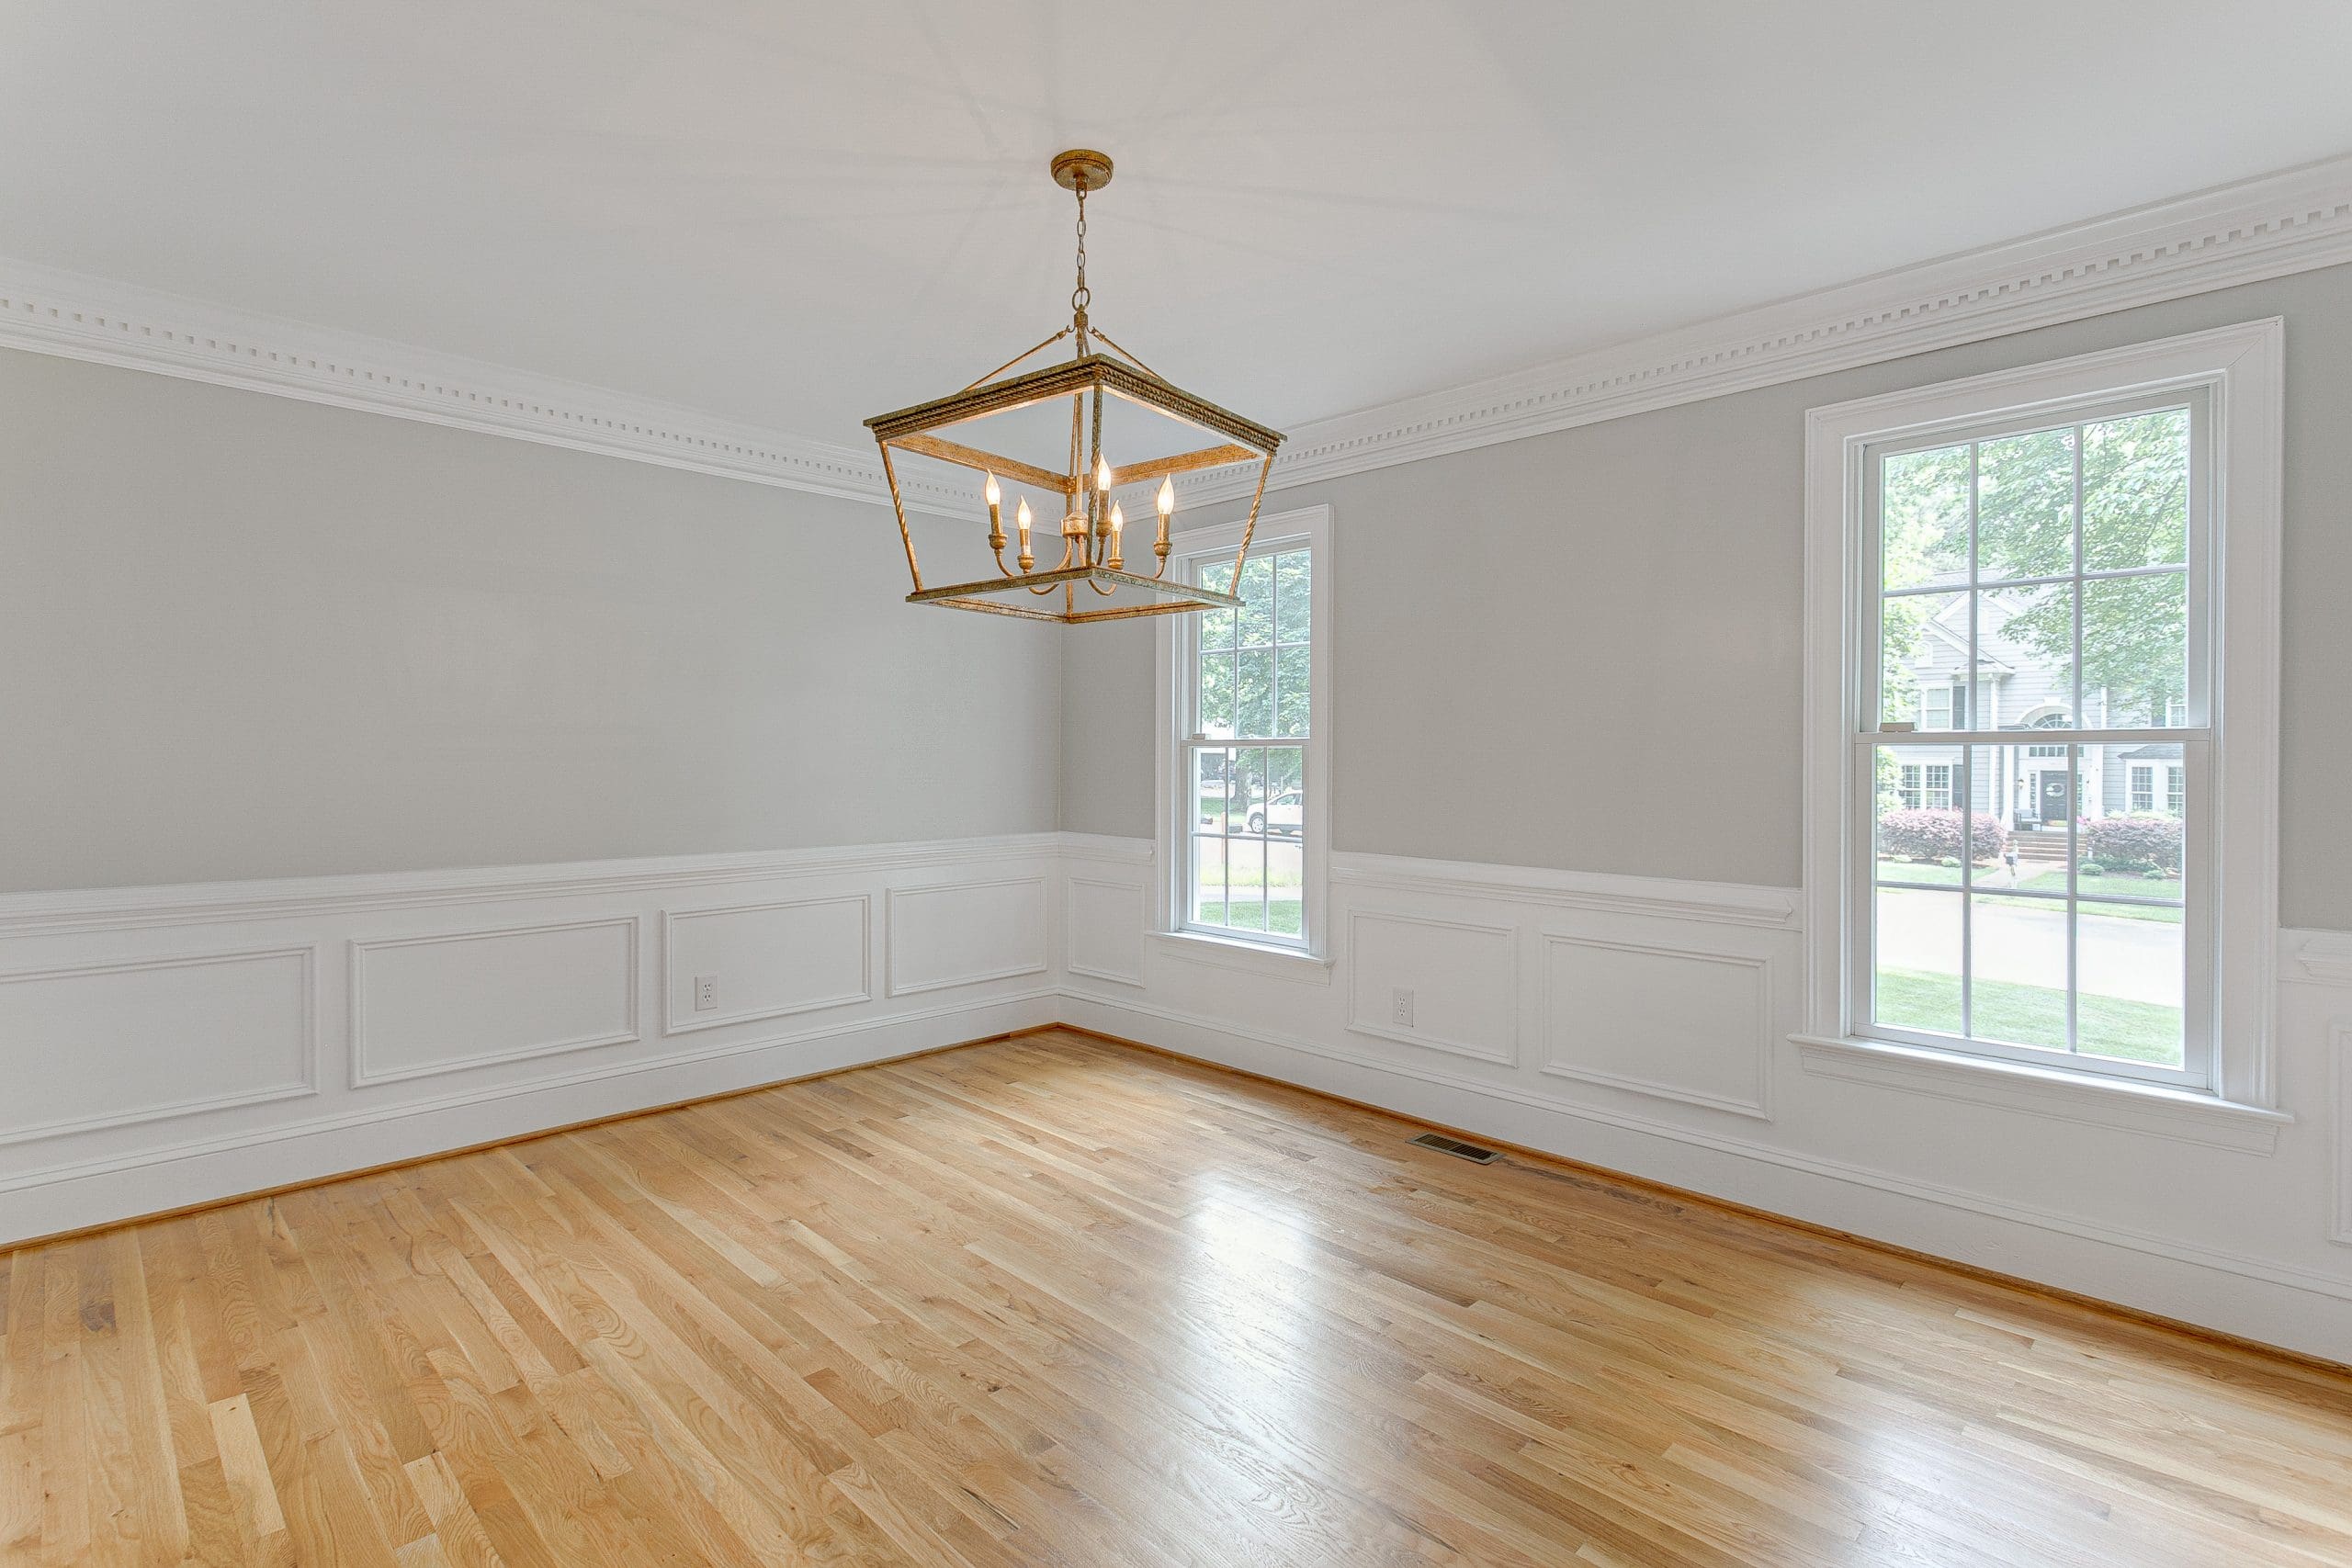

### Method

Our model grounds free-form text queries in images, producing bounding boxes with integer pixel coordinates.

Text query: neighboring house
[1888,587,2184,840]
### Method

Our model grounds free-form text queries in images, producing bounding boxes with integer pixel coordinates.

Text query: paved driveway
[1876,888,2180,1005]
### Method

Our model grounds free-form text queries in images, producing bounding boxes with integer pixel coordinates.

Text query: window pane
[1236,649,1274,738]
[1266,745,1304,821]
[2082,409,2189,570]
[1193,749,1228,833]
[1880,445,1970,592]
[2077,908,2183,1067]
[1196,648,1235,737]
[1266,839,1305,940]
[2084,571,2187,728]
[1197,592,1235,651]
[1236,557,1273,649]
[1969,889,2068,1052]
[1191,836,1227,927]
[1273,550,1310,645]
[1874,887,1961,1034]
[1976,426,2075,584]
[1874,744,1977,874]
[1274,646,1310,738]
[1224,838,1267,932]
[1879,591,1961,729]
[1975,585,2075,729]
[1230,747,1267,837]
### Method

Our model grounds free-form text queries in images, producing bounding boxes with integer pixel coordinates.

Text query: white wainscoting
[0,944,318,1145]
[0,835,1062,1245]
[350,915,640,1087]
[1057,839,2352,1364]
[1538,931,1773,1119]
[662,895,871,1035]
[1066,875,1146,988]
[1344,908,1518,1066]
[886,877,1050,997]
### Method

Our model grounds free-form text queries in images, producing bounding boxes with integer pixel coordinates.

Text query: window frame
[1801,321,2282,1112]
[1153,504,1333,966]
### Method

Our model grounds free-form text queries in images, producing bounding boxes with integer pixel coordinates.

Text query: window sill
[1790,1033,2289,1154]
[1150,930,1334,986]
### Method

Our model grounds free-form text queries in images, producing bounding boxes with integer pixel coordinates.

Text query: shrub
[2085,814,2183,874]
[2079,862,2107,877]
[2143,867,2172,880]
[1877,808,2009,865]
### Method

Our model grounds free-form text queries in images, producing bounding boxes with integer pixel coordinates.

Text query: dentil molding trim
[6,152,2352,525]
[0,257,969,519]
[1176,152,2352,502]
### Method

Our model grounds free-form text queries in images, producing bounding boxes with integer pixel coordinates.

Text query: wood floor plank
[6,1028,2349,1567]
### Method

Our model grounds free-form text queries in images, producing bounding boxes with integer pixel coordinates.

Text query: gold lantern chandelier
[864,150,1283,624]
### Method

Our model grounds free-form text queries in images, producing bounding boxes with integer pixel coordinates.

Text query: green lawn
[1875,967,2182,1066]
[1194,898,1304,937]
[1874,859,2182,924]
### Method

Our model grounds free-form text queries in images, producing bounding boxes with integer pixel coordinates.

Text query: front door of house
[2039,773,2071,825]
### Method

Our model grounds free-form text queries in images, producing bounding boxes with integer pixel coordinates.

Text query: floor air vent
[1408,1132,1502,1164]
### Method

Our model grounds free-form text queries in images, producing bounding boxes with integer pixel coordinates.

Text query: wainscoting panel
[1344,908,1519,1065]
[887,877,1050,997]
[350,916,640,1087]
[0,945,316,1145]
[1539,932,1772,1119]
[1067,876,1146,988]
[662,895,871,1035]
[0,834,1064,1246]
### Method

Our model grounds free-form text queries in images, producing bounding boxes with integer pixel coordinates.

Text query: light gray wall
[0,350,1061,892]
[1063,262,2352,926]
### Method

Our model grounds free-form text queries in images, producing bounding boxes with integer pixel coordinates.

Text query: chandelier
[864,150,1284,624]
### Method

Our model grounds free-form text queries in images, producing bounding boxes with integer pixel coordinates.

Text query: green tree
[1975,412,2188,727]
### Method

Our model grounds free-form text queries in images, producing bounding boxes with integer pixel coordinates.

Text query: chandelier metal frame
[863,150,1284,625]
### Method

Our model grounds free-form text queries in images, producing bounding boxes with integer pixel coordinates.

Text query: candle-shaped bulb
[1015,497,1032,533]
[1108,502,1124,568]
[983,473,1001,506]
[1109,502,1124,533]
[1095,455,1112,491]
[1157,477,1175,516]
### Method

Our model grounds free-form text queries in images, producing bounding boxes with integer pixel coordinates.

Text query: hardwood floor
[4,1029,2348,1567]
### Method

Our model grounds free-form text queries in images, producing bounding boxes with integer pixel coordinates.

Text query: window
[1803,322,2282,1110]
[1160,505,1330,956]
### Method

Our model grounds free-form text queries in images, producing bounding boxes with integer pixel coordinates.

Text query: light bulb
[1157,477,1175,515]
[1095,455,1112,491]
[1110,502,1124,532]
[1015,498,1032,529]
[983,473,1001,506]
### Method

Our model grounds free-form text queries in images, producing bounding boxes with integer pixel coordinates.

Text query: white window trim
[1153,503,1334,970]
[1798,320,2283,1128]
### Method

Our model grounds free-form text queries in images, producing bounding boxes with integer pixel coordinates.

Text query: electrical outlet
[694,974,718,1011]
[1391,987,1415,1028]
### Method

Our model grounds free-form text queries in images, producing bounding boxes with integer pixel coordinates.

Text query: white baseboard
[1061,987,2352,1364]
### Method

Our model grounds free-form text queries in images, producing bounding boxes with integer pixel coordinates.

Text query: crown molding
[0,257,974,518]
[1179,152,2352,503]
[9,152,2352,518]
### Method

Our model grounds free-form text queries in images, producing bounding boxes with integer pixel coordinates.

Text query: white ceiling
[7,1,2352,445]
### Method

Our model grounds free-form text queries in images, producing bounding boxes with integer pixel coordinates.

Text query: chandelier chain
[1070,183,1091,321]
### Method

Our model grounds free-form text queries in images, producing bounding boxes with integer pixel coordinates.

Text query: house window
[1164,506,1330,954]
[1804,322,2283,1106]
[1920,682,1967,731]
